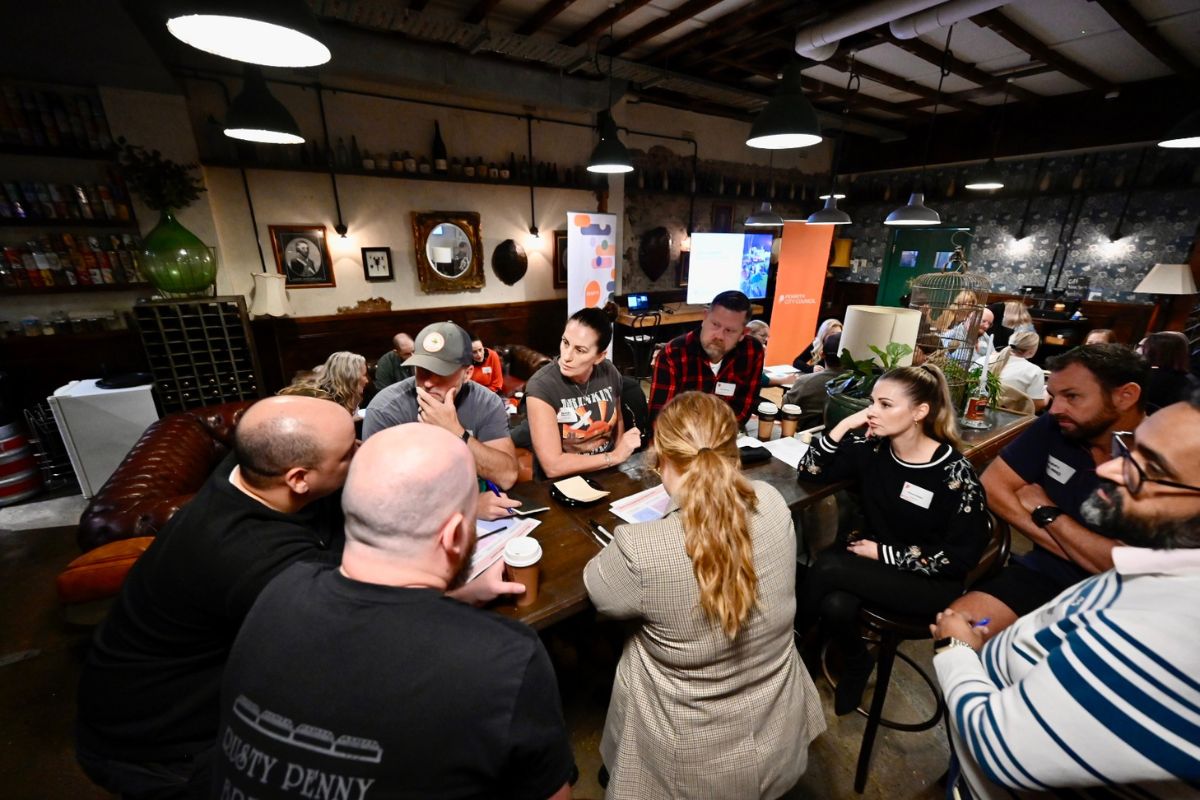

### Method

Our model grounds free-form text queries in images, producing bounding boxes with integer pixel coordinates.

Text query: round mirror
[426,223,473,279]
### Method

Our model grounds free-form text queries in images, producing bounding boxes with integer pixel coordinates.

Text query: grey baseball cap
[403,321,474,376]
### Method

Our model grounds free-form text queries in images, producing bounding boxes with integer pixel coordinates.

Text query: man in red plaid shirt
[649,290,764,427]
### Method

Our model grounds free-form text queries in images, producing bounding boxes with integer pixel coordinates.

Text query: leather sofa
[496,344,552,396]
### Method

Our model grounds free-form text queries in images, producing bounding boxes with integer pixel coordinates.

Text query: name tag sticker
[482,366,492,374]
[715,381,736,397]
[556,408,579,424]
[1046,455,1076,484]
[900,482,934,509]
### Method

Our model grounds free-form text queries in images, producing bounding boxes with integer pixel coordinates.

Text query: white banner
[566,211,617,316]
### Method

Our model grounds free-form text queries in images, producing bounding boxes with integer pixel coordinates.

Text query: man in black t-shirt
[212,423,573,800]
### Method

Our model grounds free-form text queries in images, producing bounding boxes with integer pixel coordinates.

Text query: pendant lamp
[807,195,852,225]
[587,111,634,174]
[745,202,784,227]
[224,66,304,144]
[808,63,857,226]
[1159,109,1200,149]
[747,63,821,150]
[964,159,1004,190]
[166,0,331,68]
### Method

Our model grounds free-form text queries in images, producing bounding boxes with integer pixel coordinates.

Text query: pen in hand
[484,479,515,515]
[973,617,990,628]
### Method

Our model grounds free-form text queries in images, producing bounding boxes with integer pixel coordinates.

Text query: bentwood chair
[621,311,661,384]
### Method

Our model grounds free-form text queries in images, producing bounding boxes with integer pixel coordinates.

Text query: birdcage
[908,243,991,412]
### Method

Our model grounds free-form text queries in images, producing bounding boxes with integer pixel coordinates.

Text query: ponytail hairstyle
[878,364,963,449]
[652,391,759,638]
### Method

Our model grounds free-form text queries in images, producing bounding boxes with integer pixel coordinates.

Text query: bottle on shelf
[403,151,417,173]
[361,149,375,170]
[418,155,432,175]
[502,153,513,181]
[432,121,448,173]
[450,157,462,177]
[390,151,403,172]
[518,155,530,182]
[464,159,476,178]
[488,162,499,180]
[349,136,362,170]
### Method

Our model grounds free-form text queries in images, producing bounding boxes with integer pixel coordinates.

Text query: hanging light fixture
[588,24,635,174]
[745,202,784,227]
[808,58,856,226]
[886,26,955,226]
[966,80,1010,191]
[807,195,852,225]
[166,0,331,68]
[747,63,822,150]
[819,193,846,200]
[224,66,303,144]
[1158,109,1200,148]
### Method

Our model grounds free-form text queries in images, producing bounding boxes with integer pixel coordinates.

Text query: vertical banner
[764,222,834,366]
[566,211,617,316]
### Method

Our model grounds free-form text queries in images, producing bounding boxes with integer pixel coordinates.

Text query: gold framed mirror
[412,211,485,293]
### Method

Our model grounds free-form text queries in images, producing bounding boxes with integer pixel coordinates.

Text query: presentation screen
[686,232,774,304]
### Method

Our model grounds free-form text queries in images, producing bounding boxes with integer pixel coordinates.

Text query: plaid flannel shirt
[649,330,764,426]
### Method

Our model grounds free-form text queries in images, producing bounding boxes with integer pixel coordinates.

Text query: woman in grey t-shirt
[525,307,642,477]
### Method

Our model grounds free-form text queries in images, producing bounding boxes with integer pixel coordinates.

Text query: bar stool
[622,311,660,383]
[823,511,1011,793]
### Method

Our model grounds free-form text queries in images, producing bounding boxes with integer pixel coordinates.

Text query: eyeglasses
[1110,431,1200,496]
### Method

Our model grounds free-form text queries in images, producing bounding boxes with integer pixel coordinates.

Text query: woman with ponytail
[798,364,989,715]
[584,391,824,799]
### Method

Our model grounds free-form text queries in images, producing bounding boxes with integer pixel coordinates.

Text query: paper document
[469,517,540,582]
[553,476,610,503]
[476,518,511,535]
[764,364,800,379]
[761,436,810,469]
[610,484,672,525]
[737,435,765,448]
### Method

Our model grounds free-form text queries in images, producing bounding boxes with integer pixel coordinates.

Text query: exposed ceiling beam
[826,53,981,113]
[515,0,582,36]
[973,9,1114,92]
[642,0,796,63]
[605,0,727,57]
[882,32,1042,103]
[561,0,655,48]
[1092,0,1200,81]
[463,0,504,25]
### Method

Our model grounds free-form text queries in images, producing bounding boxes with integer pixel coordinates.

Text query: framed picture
[361,247,393,282]
[411,211,485,294]
[553,230,568,289]
[711,203,734,233]
[269,224,335,288]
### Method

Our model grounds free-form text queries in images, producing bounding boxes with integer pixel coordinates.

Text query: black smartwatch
[1032,505,1064,528]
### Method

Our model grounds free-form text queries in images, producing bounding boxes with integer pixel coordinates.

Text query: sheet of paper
[610,484,672,525]
[468,517,541,582]
[476,517,511,535]
[761,436,810,469]
[764,364,800,379]
[553,475,610,502]
[736,435,765,449]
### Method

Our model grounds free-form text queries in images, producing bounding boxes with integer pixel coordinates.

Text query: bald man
[374,332,415,392]
[213,424,574,800]
[76,397,358,800]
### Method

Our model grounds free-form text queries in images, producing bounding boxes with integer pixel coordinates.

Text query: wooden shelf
[0,217,137,229]
[1,282,151,295]
[201,159,603,192]
[0,143,115,161]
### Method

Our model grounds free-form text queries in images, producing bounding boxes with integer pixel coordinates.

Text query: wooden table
[494,408,1034,630]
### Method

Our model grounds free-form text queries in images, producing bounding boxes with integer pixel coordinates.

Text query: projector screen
[686,232,774,304]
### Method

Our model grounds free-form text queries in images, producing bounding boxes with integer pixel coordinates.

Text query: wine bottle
[418,155,432,175]
[432,122,448,173]
[350,136,362,169]
[334,137,349,169]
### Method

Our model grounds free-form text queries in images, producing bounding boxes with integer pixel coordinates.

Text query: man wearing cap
[364,322,519,491]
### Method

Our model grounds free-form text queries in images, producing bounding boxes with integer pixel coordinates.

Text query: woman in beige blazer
[584,391,825,800]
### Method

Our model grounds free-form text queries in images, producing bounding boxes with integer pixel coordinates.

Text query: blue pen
[484,479,515,515]
[973,617,991,628]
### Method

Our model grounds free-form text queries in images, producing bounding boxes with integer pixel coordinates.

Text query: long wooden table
[494,408,1035,630]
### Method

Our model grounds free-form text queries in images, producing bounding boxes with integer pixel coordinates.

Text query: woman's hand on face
[833,407,871,440]
[847,539,880,560]
[614,427,642,460]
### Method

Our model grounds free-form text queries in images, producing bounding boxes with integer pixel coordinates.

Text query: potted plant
[116,139,213,296]
[823,341,913,429]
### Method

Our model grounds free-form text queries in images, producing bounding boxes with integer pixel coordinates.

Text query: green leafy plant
[940,359,1002,409]
[115,138,205,211]
[826,342,914,399]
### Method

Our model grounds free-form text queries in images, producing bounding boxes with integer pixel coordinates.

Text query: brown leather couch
[76,400,254,553]
[496,344,552,396]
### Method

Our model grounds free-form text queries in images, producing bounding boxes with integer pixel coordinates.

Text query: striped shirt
[935,546,1200,798]
[648,330,764,426]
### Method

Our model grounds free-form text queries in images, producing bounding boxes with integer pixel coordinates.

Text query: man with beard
[929,394,1200,797]
[211,424,574,800]
[649,290,764,426]
[951,344,1148,636]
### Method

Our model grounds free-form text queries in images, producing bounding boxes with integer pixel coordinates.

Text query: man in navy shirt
[952,345,1148,636]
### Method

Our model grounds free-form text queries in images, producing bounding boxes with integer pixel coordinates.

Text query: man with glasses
[951,344,1149,637]
[930,392,1200,797]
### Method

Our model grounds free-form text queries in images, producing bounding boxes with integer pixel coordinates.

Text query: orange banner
[764,222,833,367]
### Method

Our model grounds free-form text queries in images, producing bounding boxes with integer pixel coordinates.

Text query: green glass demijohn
[141,211,216,296]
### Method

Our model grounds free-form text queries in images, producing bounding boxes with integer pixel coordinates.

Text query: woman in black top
[798,364,989,714]
[1139,331,1198,412]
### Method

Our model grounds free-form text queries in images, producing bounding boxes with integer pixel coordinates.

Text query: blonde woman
[797,365,989,714]
[284,352,368,415]
[584,391,824,800]
[994,330,1047,411]
[793,318,842,373]
[1002,300,1036,335]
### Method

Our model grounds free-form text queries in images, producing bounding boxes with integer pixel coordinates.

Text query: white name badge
[900,481,934,509]
[557,408,579,424]
[482,366,492,374]
[715,381,736,397]
[1046,455,1076,484]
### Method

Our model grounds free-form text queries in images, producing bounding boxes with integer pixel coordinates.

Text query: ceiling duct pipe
[794,0,947,60]
[890,0,1010,39]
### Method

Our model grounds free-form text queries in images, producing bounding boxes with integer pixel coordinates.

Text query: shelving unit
[132,296,263,413]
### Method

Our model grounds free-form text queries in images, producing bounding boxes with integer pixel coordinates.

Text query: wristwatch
[460,429,471,444]
[1032,505,1064,528]
[934,636,975,655]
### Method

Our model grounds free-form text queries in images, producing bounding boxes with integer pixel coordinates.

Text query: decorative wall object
[269,224,335,288]
[553,230,568,289]
[411,211,484,294]
[361,247,393,282]
[638,226,672,282]
[491,239,528,285]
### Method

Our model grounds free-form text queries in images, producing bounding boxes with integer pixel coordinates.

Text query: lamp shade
[166,0,331,68]
[746,63,822,150]
[964,159,1005,190]
[224,66,303,144]
[745,202,784,228]
[1158,109,1200,149]
[249,272,294,317]
[587,111,634,174]
[1134,263,1198,295]
[885,192,940,226]
[806,195,852,225]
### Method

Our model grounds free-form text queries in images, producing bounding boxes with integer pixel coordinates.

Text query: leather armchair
[496,344,551,397]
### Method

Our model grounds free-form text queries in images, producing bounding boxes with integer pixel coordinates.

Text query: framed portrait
[711,203,734,233]
[270,224,335,288]
[361,247,393,282]
[553,230,568,289]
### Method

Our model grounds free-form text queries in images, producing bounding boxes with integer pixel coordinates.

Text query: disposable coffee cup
[757,401,779,441]
[503,537,542,608]
[779,403,801,438]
